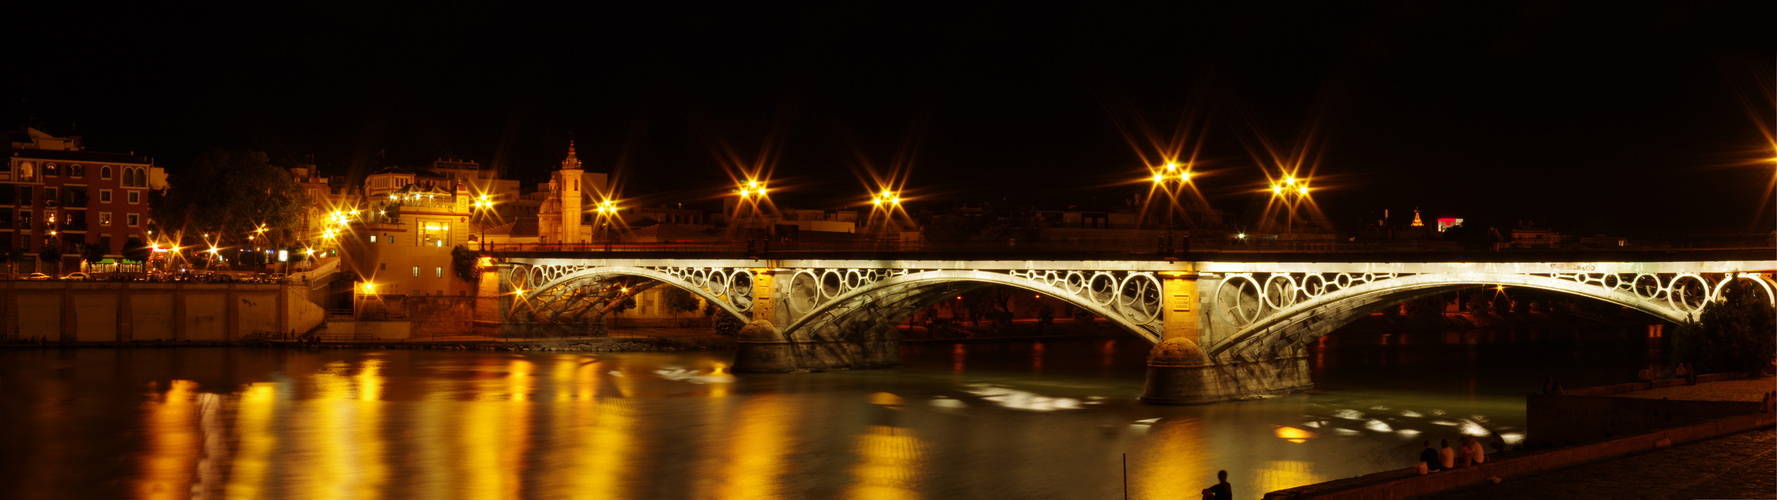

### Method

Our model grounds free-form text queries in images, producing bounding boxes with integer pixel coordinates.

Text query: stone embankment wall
[1,282,324,342]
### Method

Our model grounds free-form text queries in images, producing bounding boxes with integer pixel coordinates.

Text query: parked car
[24,273,53,281]
[63,272,92,281]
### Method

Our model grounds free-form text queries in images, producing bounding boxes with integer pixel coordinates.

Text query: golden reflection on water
[224,383,278,499]
[303,360,390,499]
[1273,425,1316,444]
[137,380,199,500]
[1133,417,1208,500]
[846,422,926,500]
[356,359,389,497]
[712,394,797,499]
[565,382,635,499]
[1253,460,1317,495]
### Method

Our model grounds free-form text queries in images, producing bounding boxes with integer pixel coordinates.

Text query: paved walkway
[1442,427,1775,499]
[1615,376,1776,403]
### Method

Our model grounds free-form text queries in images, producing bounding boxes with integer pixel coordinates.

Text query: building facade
[3,128,166,273]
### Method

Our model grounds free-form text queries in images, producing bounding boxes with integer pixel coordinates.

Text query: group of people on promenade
[1415,436,1488,474]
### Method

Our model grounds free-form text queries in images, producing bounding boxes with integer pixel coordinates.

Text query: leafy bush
[1675,279,1776,373]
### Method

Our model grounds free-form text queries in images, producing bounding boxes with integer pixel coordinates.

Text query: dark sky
[10,3,1774,236]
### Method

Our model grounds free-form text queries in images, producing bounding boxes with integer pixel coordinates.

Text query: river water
[0,328,1662,499]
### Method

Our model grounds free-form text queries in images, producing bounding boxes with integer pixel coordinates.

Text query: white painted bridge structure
[495,255,1776,403]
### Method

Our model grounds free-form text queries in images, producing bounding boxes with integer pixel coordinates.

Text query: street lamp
[737,179,767,199]
[1149,162,1192,254]
[1269,176,1312,235]
[869,189,903,237]
[472,194,499,251]
[594,198,619,249]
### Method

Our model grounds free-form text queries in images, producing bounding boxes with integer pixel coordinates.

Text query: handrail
[481,235,1777,256]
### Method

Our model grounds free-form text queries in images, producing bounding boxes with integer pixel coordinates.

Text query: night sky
[10,3,1773,236]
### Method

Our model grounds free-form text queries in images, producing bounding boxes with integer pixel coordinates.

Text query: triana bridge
[488,245,1776,404]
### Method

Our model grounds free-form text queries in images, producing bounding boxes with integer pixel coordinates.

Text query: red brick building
[4,128,166,273]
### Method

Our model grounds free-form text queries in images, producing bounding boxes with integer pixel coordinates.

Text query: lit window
[99,213,111,226]
[411,266,420,278]
[370,235,377,243]
[435,267,443,278]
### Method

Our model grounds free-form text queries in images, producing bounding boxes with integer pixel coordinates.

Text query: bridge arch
[512,265,752,324]
[782,270,1164,343]
[1207,272,1773,359]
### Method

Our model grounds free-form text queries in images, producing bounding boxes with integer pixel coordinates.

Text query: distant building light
[1436,217,1463,233]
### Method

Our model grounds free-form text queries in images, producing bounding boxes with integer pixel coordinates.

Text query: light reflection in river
[137,380,198,500]
[1,328,1669,499]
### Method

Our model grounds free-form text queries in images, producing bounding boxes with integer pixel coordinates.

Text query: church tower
[560,141,584,243]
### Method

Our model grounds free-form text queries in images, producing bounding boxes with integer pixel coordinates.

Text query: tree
[80,243,106,266]
[663,287,702,316]
[6,247,26,274]
[1402,295,1449,322]
[705,300,746,336]
[151,149,302,243]
[1675,279,1777,374]
[123,237,152,263]
[38,245,62,275]
[450,245,480,284]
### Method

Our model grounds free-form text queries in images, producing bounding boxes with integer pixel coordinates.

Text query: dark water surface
[0,328,1662,499]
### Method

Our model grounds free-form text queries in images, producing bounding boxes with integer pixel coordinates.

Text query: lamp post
[870,189,902,245]
[737,179,769,249]
[1269,176,1311,237]
[1150,162,1192,255]
[473,194,497,251]
[594,198,618,251]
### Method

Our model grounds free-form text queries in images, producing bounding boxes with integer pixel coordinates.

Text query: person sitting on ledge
[1200,470,1231,500]
[1418,440,1442,473]
[1439,439,1456,470]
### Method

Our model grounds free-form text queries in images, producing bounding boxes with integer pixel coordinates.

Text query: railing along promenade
[485,234,1777,261]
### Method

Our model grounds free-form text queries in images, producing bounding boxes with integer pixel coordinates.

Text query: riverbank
[1439,427,1775,499]
[1263,376,1777,499]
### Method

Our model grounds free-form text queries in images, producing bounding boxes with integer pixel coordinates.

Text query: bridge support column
[1142,271,1314,404]
[733,267,907,373]
[1142,271,1219,404]
[733,268,796,372]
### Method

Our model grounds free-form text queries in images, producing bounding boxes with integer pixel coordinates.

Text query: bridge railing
[482,233,1776,256]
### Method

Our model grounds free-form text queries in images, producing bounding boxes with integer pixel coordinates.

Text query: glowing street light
[1269,176,1313,234]
[737,179,768,198]
[1147,162,1194,254]
[872,189,900,207]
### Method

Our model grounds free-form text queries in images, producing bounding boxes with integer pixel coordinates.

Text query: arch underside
[1207,272,1770,360]
[784,270,1164,343]
[509,266,752,325]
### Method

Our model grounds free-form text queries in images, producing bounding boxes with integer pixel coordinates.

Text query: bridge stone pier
[496,254,1775,404]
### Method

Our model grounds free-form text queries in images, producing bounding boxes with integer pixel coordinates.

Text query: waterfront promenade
[1442,427,1773,499]
[1441,376,1776,499]
[1266,376,1776,499]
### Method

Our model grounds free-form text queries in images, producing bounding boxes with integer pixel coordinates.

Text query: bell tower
[560,141,584,243]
